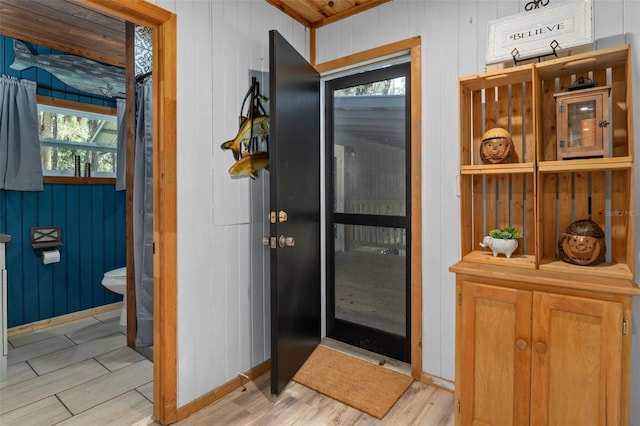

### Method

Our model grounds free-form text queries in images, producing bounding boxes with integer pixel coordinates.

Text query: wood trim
[310,27,316,66]
[125,22,137,350]
[420,371,455,393]
[409,41,423,380]
[316,36,423,379]
[36,95,117,116]
[43,176,116,185]
[7,303,121,337]
[75,1,178,424]
[176,360,271,421]
[314,37,420,74]
[152,11,178,425]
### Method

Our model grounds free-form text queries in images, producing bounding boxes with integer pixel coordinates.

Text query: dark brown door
[269,30,321,395]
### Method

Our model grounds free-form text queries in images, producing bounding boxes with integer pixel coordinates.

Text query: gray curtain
[115,98,126,191]
[134,77,153,346]
[0,75,43,191]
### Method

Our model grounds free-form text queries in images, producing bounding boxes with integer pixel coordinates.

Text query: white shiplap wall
[317,0,640,420]
[148,0,639,419]
[150,0,308,406]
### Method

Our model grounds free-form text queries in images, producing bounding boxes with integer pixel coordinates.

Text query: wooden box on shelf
[554,85,611,160]
[537,44,635,278]
[458,66,536,267]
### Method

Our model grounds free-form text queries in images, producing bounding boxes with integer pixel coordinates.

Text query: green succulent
[489,227,522,240]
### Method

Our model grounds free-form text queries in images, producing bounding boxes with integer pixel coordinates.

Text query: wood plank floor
[175,339,455,426]
[0,310,154,426]
[2,314,454,425]
[175,372,455,425]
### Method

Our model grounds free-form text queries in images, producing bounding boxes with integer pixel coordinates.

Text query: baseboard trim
[420,371,455,392]
[7,302,122,337]
[176,360,271,421]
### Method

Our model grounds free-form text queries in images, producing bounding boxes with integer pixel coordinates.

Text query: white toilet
[102,267,127,326]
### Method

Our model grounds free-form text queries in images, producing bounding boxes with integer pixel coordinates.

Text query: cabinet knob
[515,339,528,351]
[534,341,547,354]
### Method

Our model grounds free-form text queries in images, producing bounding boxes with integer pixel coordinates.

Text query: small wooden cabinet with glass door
[554,85,611,159]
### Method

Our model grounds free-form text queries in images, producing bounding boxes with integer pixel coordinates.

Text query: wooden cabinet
[452,45,639,425]
[457,281,532,425]
[455,273,632,426]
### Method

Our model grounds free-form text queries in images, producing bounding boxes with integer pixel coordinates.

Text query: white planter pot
[480,236,519,258]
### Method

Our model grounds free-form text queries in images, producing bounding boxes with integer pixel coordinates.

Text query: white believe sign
[486,0,593,65]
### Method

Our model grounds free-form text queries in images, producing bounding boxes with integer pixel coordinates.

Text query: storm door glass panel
[326,61,411,362]
[334,224,406,336]
[333,79,406,216]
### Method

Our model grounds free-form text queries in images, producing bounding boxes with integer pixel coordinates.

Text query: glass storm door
[325,62,411,362]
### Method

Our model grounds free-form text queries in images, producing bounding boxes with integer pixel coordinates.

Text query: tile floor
[0,310,154,426]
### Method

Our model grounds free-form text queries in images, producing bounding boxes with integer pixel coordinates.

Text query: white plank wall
[317,0,640,422]
[147,0,639,421]
[149,0,308,406]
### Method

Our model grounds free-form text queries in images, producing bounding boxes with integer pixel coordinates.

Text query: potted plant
[480,227,522,258]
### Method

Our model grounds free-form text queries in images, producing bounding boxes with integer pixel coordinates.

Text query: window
[38,103,118,177]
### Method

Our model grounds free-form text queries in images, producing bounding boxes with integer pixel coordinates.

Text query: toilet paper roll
[42,249,60,265]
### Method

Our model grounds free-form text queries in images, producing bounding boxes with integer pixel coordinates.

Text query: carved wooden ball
[558,220,606,266]
[480,127,514,164]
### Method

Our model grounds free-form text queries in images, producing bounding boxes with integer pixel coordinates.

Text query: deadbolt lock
[278,211,288,222]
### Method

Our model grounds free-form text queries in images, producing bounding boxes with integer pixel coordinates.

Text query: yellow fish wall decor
[228,151,270,180]
[222,77,270,179]
[220,115,269,161]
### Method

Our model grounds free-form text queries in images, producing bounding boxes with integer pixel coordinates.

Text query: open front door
[269,30,321,395]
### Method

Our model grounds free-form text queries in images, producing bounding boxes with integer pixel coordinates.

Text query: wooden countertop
[450,260,640,297]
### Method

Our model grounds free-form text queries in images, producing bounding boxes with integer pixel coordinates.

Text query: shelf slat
[462,250,536,269]
[539,257,633,280]
[460,162,535,175]
[538,157,633,172]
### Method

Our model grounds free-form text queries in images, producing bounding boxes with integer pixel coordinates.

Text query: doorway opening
[325,61,411,363]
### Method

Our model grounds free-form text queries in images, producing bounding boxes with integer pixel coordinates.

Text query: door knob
[279,235,295,247]
[515,339,528,351]
[534,341,547,354]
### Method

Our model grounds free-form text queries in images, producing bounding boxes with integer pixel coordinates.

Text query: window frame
[37,96,118,184]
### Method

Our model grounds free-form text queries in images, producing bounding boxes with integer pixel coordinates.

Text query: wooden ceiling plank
[293,0,329,20]
[0,15,124,66]
[3,0,125,41]
[0,0,125,67]
[312,0,391,28]
[265,0,314,28]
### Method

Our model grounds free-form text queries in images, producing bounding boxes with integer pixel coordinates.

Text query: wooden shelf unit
[459,44,635,273]
[453,45,638,426]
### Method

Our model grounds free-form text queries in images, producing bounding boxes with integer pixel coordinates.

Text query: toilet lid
[104,266,126,278]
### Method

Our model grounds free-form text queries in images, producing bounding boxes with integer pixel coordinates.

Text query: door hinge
[559,105,565,113]
[457,292,462,306]
[456,399,461,413]
[152,242,156,254]
[623,317,629,335]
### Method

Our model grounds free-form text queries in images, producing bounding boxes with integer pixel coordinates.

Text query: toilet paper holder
[31,226,63,256]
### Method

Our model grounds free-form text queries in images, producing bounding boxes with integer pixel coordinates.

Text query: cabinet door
[458,281,532,426]
[531,292,623,425]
